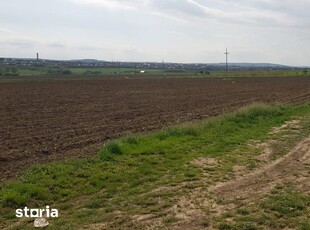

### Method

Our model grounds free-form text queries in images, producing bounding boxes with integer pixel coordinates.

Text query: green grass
[1,66,310,78]
[0,103,310,229]
[69,67,163,75]
[262,186,310,218]
[218,185,310,230]
[11,67,163,76]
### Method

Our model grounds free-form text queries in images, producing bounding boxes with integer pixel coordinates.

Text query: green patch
[218,185,310,230]
[261,186,310,218]
[1,183,49,207]
[100,141,124,160]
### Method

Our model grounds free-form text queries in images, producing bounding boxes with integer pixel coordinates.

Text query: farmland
[1,102,310,229]
[0,75,310,229]
[0,76,309,181]
[1,67,310,78]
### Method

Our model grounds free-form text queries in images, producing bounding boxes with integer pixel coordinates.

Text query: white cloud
[0,28,16,34]
[70,0,303,27]
[47,41,67,49]
[212,0,310,27]
[71,0,144,10]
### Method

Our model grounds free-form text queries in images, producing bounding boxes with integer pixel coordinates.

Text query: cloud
[71,0,144,10]
[47,41,67,49]
[5,39,38,48]
[216,0,310,27]
[70,0,304,27]
[148,0,208,18]
[149,0,297,27]
[0,28,16,34]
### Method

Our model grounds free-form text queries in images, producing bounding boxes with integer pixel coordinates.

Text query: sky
[0,0,310,66]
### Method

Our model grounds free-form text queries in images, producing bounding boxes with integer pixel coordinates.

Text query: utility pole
[224,48,229,72]
[118,61,121,78]
[162,59,165,78]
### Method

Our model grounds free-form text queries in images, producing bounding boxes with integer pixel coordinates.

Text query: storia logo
[16,206,58,218]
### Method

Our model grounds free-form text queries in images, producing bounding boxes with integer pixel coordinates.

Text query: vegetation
[0,103,309,229]
[0,66,18,76]
[0,65,310,78]
[217,185,310,230]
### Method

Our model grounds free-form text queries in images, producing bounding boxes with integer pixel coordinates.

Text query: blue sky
[0,0,309,66]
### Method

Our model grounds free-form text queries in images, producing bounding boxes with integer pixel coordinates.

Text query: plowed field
[1,77,309,180]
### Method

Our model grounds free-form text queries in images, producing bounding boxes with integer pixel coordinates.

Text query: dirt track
[214,136,310,201]
[143,124,310,230]
[0,77,310,180]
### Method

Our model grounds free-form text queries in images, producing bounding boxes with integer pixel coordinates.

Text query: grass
[1,66,310,78]
[11,67,163,76]
[0,103,310,229]
[69,67,163,75]
[262,186,310,218]
[217,185,310,230]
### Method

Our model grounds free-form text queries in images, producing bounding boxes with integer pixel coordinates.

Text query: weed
[100,141,123,160]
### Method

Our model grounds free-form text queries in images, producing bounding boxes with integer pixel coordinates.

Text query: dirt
[270,119,302,135]
[134,118,310,229]
[191,157,219,168]
[214,136,310,201]
[1,77,310,181]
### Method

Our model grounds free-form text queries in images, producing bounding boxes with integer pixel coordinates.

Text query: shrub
[100,141,123,161]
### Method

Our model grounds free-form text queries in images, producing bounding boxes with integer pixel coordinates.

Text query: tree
[61,69,72,75]
[11,67,17,74]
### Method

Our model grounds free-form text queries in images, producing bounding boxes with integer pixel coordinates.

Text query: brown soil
[1,77,310,181]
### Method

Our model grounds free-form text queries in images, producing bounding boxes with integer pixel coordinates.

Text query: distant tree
[303,70,308,75]
[47,68,54,74]
[61,69,72,75]
[11,67,17,73]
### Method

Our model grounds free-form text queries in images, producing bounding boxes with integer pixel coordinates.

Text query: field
[0,76,310,229]
[0,76,309,181]
[1,66,310,78]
